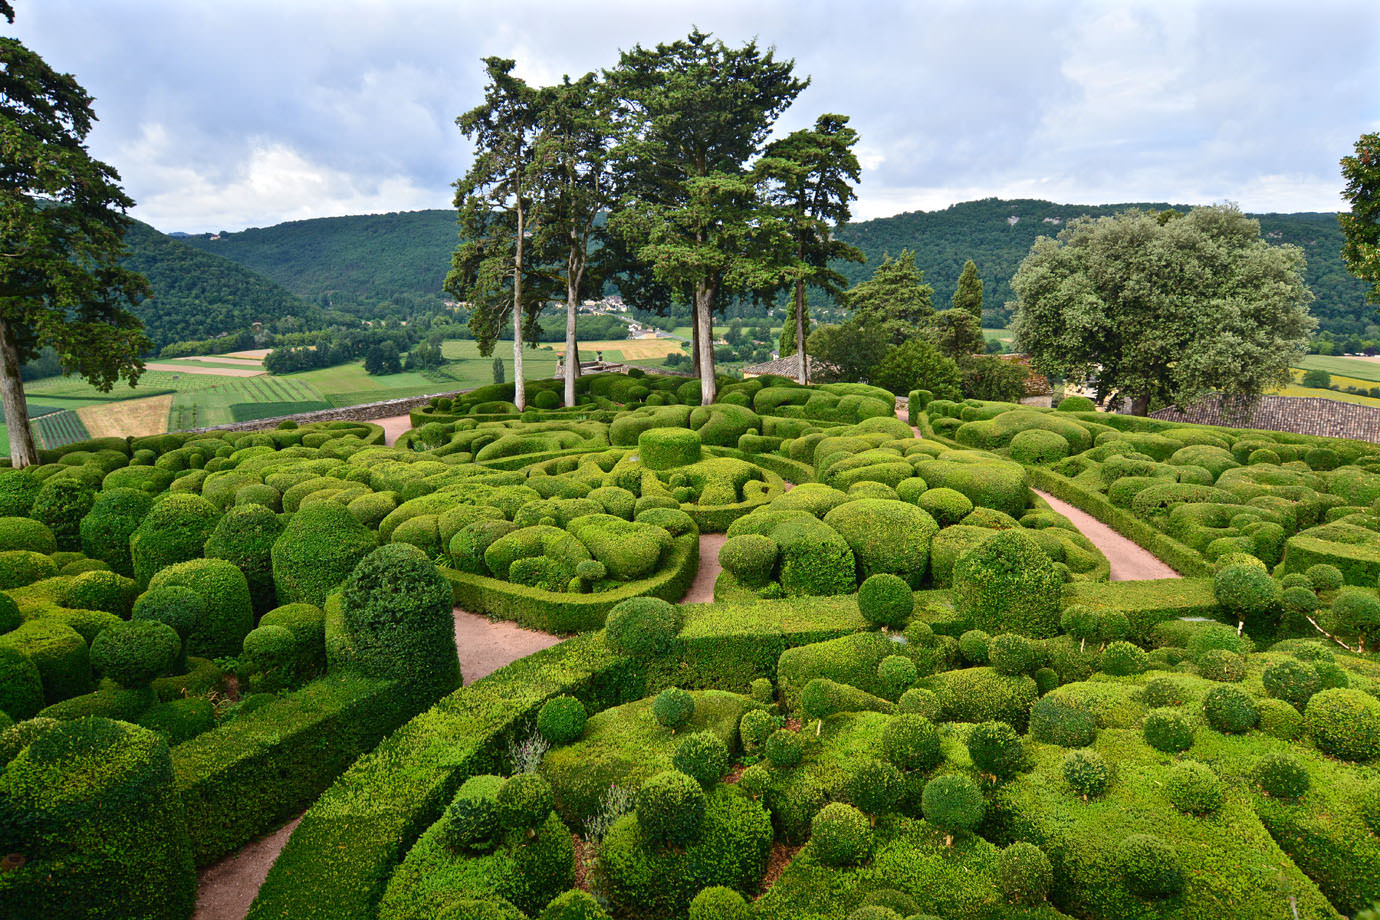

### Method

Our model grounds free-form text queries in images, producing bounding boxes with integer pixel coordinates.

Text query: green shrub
[1254,752,1310,799]
[857,573,914,631]
[810,801,872,866]
[1204,685,1258,735]
[1057,395,1096,412]
[137,696,215,745]
[1029,694,1096,747]
[997,841,1053,905]
[1213,563,1282,633]
[953,530,1062,638]
[1198,648,1247,682]
[1009,428,1070,464]
[822,499,938,587]
[933,666,1038,728]
[1100,640,1148,676]
[272,502,377,607]
[1263,658,1321,710]
[640,427,702,470]
[1165,760,1223,815]
[738,708,774,753]
[605,597,681,659]
[0,645,43,720]
[765,728,803,768]
[1305,688,1380,761]
[543,889,612,920]
[876,655,918,700]
[90,620,180,689]
[653,687,696,732]
[80,488,153,577]
[0,516,55,554]
[147,558,253,660]
[1306,563,1344,593]
[800,677,894,723]
[0,619,92,705]
[989,633,1036,676]
[968,720,1028,779]
[718,534,777,589]
[204,504,283,615]
[688,886,749,920]
[30,478,96,551]
[439,774,501,853]
[1059,604,1099,651]
[130,493,221,587]
[1332,588,1380,647]
[848,758,903,818]
[1063,748,1111,799]
[1143,708,1194,753]
[63,569,137,618]
[880,713,941,772]
[921,773,985,839]
[673,730,730,786]
[915,487,973,527]
[750,678,774,704]
[538,696,588,746]
[340,544,459,704]
[130,586,204,671]
[0,469,40,516]
[1143,677,1184,708]
[1257,696,1304,740]
[496,772,555,834]
[0,548,55,589]
[636,769,706,847]
[1118,833,1183,899]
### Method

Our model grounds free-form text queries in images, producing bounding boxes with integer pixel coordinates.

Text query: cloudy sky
[11,0,1379,233]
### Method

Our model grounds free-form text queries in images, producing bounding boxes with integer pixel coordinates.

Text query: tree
[0,14,152,466]
[1340,132,1380,304]
[759,114,865,383]
[364,341,400,375]
[491,353,504,384]
[959,354,1028,402]
[530,73,615,407]
[448,58,547,411]
[930,309,985,359]
[805,321,888,384]
[840,250,933,345]
[1301,368,1331,389]
[952,258,984,320]
[608,30,807,404]
[871,339,962,399]
[1011,205,1315,415]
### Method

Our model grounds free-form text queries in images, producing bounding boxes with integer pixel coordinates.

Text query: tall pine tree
[952,259,984,320]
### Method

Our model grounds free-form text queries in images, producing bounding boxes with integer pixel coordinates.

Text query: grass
[1277,384,1380,408]
[1295,354,1380,382]
[169,376,330,430]
[27,370,239,400]
[32,410,90,450]
[983,326,1015,343]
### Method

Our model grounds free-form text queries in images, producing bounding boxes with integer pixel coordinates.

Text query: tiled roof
[740,355,835,380]
[1149,394,1380,443]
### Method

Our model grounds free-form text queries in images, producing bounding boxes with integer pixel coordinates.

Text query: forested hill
[122,221,315,347]
[833,198,1374,335]
[178,209,457,315]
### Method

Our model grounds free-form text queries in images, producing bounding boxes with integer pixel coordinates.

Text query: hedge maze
[4,370,1380,920]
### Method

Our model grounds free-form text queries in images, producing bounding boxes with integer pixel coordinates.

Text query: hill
[122,221,316,347]
[832,198,1374,335]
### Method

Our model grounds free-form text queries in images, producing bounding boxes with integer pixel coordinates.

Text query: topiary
[1143,677,1184,708]
[203,504,283,615]
[137,696,215,745]
[129,492,221,588]
[439,775,501,853]
[718,534,778,589]
[953,530,1063,638]
[989,633,1037,676]
[271,502,377,607]
[997,842,1053,905]
[653,687,696,733]
[958,629,992,665]
[1305,563,1344,593]
[639,427,702,470]
[1202,685,1259,733]
[1360,783,1380,837]
[1059,604,1100,652]
[921,773,985,844]
[1100,640,1148,676]
[846,908,901,920]
[0,646,44,721]
[1305,688,1380,761]
[605,597,681,660]
[1034,667,1059,695]
[1263,658,1321,710]
[915,487,973,526]
[968,720,1029,780]
[810,802,872,866]
[847,758,904,821]
[739,708,774,753]
[897,687,941,720]
[1118,834,1183,899]
[0,619,92,705]
[1332,588,1380,649]
[0,515,55,554]
[876,655,919,700]
[750,677,774,704]
[146,558,253,660]
[537,696,588,746]
[673,731,730,787]
[765,728,803,768]
[63,569,137,618]
[857,573,913,630]
[1063,748,1111,799]
[542,889,612,920]
[1255,752,1310,799]
[1165,760,1224,815]
[130,586,204,672]
[1213,563,1282,634]
[30,477,96,551]
[1198,648,1246,682]
[1029,695,1097,747]
[860,889,917,917]
[688,887,750,920]
[1143,708,1194,753]
[882,713,941,772]
[339,543,460,704]
[636,770,706,847]
[496,772,555,834]
[90,620,180,689]
[1098,608,1131,644]
[80,487,154,577]
[1257,697,1304,741]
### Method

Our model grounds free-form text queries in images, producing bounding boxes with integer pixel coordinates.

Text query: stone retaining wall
[183,391,457,436]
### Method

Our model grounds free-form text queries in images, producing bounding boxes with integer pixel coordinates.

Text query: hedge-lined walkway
[376,413,414,447]
[1031,488,1178,581]
[193,608,562,920]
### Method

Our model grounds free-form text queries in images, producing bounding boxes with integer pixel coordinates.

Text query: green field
[1295,354,1380,382]
[168,376,330,429]
[984,327,1014,343]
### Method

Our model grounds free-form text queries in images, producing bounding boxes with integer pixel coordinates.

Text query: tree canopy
[1011,205,1315,415]
[952,259,983,319]
[839,250,934,344]
[1340,132,1380,306]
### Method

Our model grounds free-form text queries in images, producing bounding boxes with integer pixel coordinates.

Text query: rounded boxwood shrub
[1063,748,1111,799]
[272,502,377,606]
[810,802,872,866]
[718,533,777,589]
[131,585,205,670]
[989,633,1037,676]
[1059,604,1100,651]
[1305,563,1344,593]
[137,696,215,745]
[848,759,903,818]
[1282,585,1319,615]
[1118,834,1183,899]
[653,687,695,732]
[739,708,774,753]
[1360,784,1380,837]
[967,720,1028,780]
[1263,658,1321,710]
[0,646,44,720]
[1165,760,1224,815]
[1257,696,1304,741]
[0,516,55,554]
[1057,395,1096,412]
[340,544,460,703]
[882,713,941,772]
[439,774,501,853]
[30,477,96,551]
[1213,563,1281,633]
[90,620,180,689]
[80,487,154,577]
[750,677,774,704]
[544,889,612,920]
[496,772,555,834]
[129,493,220,587]
[765,728,803,768]
[241,625,297,692]
[636,769,706,847]
[1009,428,1070,464]
[916,487,973,527]
[0,469,40,517]
[1029,695,1097,747]
[1143,677,1184,708]
[997,841,1053,905]
[877,655,918,700]
[1034,667,1059,695]
[63,569,137,618]
[1198,648,1246,682]
[953,530,1063,638]
[898,687,941,720]
[1305,688,1380,761]
[1255,752,1310,799]
[147,558,253,660]
[537,696,587,746]
[673,731,730,786]
[689,886,749,920]
[639,427,702,470]
[959,629,992,665]
[0,617,93,705]
[921,773,985,840]
[1143,708,1194,753]
[1202,685,1259,733]
[605,597,681,660]
[0,717,194,919]
[204,504,283,615]
[858,573,913,629]
[1101,641,1148,676]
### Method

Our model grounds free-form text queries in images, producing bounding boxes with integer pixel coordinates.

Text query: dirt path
[374,413,414,447]
[684,533,727,604]
[1032,489,1179,581]
[193,608,561,920]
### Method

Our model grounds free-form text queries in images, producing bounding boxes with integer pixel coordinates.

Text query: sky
[11,0,1380,234]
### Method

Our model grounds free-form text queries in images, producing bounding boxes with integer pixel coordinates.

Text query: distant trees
[839,250,934,345]
[1011,205,1315,415]
[1340,132,1380,305]
[363,341,402,376]
[952,259,984,319]
[0,12,150,465]
[1301,368,1332,389]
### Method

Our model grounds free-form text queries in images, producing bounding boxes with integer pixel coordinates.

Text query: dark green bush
[959,628,992,665]
[131,586,204,671]
[750,678,774,704]
[0,469,40,516]
[1305,563,1344,593]
[1202,685,1258,733]
[0,646,43,720]
[765,728,803,768]
[1143,708,1194,753]
[0,516,55,554]
[810,801,872,866]
[688,886,749,920]
[147,558,254,660]
[439,774,502,853]
[496,772,555,834]
[340,544,460,704]
[639,427,702,470]
[204,504,283,615]
[137,696,215,745]
[1331,588,1380,647]
[1165,760,1224,815]
[63,569,137,618]
[636,769,706,847]
[1257,696,1304,740]
[1029,694,1096,747]
[272,502,377,607]
[1254,752,1310,799]
[129,492,220,587]
[605,596,681,659]
[1062,748,1111,799]
[915,487,973,526]
[537,696,588,746]
[881,713,941,772]
[968,720,1028,780]
[1212,563,1281,633]
[1059,604,1100,651]
[997,841,1053,905]
[921,773,985,839]
[653,687,696,732]
[857,573,913,629]
[718,533,777,589]
[1118,833,1183,899]
[953,530,1063,638]
[0,619,92,705]
[673,730,730,786]
[90,620,180,689]
[739,708,774,753]
[1100,640,1148,676]
[1263,657,1321,710]
[848,758,903,818]
[1143,677,1184,708]
[80,487,153,577]
[876,655,918,700]
[543,889,612,920]
[989,633,1037,676]
[1198,648,1246,682]
[1305,688,1380,761]
[30,478,96,551]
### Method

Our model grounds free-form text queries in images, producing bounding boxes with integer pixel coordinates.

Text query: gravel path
[684,533,727,604]
[1032,489,1179,581]
[193,608,562,920]
[375,413,414,447]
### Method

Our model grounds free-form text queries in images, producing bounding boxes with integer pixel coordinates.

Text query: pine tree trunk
[513,200,526,411]
[795,278,807,385]
[690,315,701,379]
[564,277,578,408]
[0,318,37,468]
[695,282,717,404]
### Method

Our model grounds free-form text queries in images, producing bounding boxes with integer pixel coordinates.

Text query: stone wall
[183,391,453,436]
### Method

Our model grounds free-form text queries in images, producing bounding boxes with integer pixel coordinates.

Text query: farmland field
[549,337,686,360]
[78,394,175,439]
[169,376,330,429]
[1295,353,1380,382]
